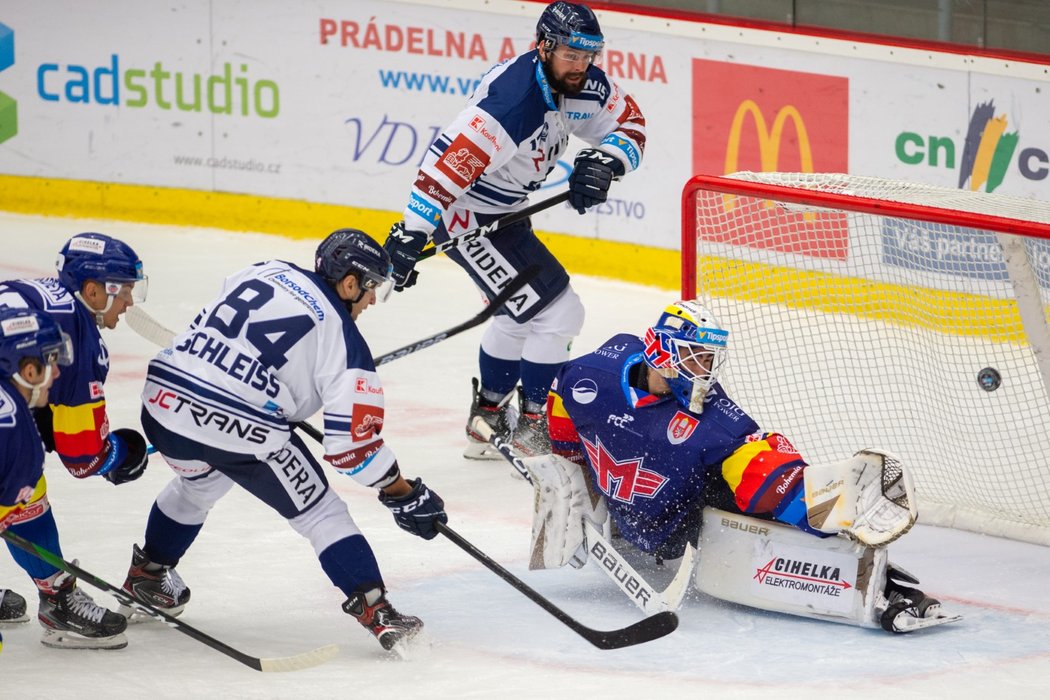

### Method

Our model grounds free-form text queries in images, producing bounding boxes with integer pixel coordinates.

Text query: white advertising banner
[1,0,1048,253]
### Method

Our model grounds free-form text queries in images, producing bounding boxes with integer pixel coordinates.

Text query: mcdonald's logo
[691,60,847,177]
[724,100,813,174]
[691,60,849,259]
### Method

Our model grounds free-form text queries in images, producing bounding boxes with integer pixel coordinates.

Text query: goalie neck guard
[642,300,728,413]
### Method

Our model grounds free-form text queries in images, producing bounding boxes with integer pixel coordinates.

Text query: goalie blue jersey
[548,333,773,554]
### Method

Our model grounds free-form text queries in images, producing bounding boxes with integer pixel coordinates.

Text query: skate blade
[118,602,186,622]
[462,441,504,461]
[0,613,31,626]
[891,611,963,633]
[40,628,128,650]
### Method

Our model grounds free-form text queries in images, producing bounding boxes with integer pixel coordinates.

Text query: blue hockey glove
[383,222,429,291]
[568,149,624,214]
[378,477,448,540]
[102,428,149,485]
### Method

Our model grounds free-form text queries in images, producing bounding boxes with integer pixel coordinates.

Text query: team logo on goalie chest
[667,411,699,445]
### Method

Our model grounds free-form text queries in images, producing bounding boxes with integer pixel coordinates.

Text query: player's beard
[542,62,587,97]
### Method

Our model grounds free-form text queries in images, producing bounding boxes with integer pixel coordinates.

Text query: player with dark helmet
[0,306,128,649]
[124,228,446,652]
[385,1,646,460]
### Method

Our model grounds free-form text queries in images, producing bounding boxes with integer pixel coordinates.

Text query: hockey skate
[343,588,423,651]
[37,567,128,649]
[876,564,961,633]
[464,377,512,460]
[510,389,551,457]
[0,588,29,625]
[118,544,191,620]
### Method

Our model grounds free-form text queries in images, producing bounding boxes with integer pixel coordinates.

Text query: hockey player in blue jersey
[535,300,959,633]
[383,1,646,459]
[121,229,447,651]
[0,306,129,649]
[0,233,149,633]
[0,233,150,483]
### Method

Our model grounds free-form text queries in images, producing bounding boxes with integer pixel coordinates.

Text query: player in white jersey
[383,2,646,459]
[121,229,448,651]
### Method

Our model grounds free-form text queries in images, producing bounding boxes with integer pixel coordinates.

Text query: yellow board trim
[0,174,680,291]
[697,255,1028,344]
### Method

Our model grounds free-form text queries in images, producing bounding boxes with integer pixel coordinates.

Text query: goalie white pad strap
[696,508,887,629]
[803,449,918,547]
[524,454,609,570]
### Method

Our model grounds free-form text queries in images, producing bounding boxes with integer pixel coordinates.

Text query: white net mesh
[684,171,1050,545]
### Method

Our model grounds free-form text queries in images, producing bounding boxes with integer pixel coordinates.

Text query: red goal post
[681,172,1050,545]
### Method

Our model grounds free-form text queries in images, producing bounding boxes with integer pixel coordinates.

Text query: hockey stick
[373,263,539,366]
[124,263,539,445]
[434,522,677,650]
[0,530,338,672]
[416,190,569,262]
[277,406,678,648]
[473,417,698,616]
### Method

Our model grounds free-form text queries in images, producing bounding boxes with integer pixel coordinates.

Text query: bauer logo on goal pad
[690,60,850,260]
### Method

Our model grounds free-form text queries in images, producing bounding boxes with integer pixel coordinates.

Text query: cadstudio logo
[0,22,16,144]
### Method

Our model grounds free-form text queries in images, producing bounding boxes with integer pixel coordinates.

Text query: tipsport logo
[896,100,1048,193]
[0,22,15,144]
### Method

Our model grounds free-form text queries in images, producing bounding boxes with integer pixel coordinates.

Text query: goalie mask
[642,300,728,413]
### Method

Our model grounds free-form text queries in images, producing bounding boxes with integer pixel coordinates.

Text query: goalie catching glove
[568,149,624,214]
[378,477,447,540]
[803,449,917,546]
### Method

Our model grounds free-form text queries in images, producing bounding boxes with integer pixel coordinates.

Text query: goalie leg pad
[524,454,608,570]
[696,508,887,628]
[803,449,917,547]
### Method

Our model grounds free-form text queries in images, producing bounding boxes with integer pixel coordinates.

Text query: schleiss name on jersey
[175,330,281,398]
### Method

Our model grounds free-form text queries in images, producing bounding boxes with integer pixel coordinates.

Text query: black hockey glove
[378,477,448,540]
[568,148,624,214]
[383,222,429,291]
[102,428,149,485]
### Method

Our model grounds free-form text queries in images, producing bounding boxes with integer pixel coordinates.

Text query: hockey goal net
[682,172,1050,545]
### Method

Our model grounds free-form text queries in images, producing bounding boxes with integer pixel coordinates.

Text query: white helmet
[642,300,728,413]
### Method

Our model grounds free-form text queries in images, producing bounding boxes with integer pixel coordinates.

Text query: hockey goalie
[520,299,960,634]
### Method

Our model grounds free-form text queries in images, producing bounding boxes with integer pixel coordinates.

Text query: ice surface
[0,213,1047,699]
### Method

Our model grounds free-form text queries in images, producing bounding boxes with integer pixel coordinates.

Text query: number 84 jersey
[141,261,395,486]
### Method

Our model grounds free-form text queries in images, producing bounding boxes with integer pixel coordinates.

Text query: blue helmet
[642,300,728,413]
[315,229,393,302]
[56,233,147,301]
[536,2,604,53]
[0,306,74,379]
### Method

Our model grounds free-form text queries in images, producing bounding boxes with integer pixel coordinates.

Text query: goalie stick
[416,191,569,262]
[282,416,679,649]
[124,263,539,445]
[472,416,698,617]
[1,530,338,672]
[435,522,678,650]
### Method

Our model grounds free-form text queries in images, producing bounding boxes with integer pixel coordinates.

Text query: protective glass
[552,45,599,65]
[363,264,395,303]
[104,277,148,304]
[41,330,75,367]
